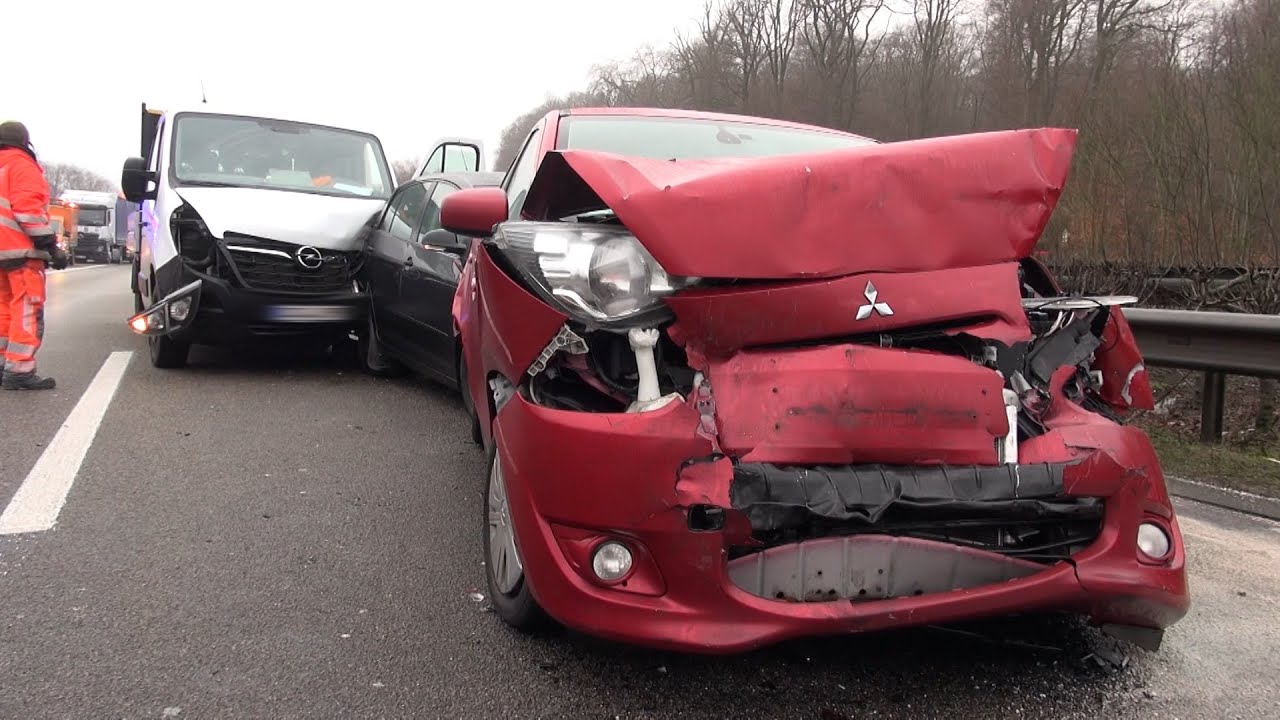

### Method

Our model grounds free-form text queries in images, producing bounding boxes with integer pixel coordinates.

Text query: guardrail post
[1200,371,1227,444]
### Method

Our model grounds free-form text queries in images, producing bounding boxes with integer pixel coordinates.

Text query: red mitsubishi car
[435,108,1189,654]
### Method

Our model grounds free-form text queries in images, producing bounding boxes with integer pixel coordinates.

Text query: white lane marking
[51,265,111,274]
[0,351,133,535]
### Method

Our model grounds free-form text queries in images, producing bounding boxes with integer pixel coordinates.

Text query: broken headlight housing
[489,221,695,329]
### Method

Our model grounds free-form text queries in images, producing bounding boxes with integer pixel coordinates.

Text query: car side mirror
[421,227,465,253]
[441,187,507,238]
[121,156,156,203]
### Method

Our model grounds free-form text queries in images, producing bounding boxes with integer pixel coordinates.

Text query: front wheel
[483,445,547,631]
[149,333,190,369]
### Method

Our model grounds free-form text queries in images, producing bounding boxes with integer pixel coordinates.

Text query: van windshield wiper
[175,179,238,188]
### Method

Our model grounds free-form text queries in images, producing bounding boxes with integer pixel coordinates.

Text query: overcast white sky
[5,0,700,183]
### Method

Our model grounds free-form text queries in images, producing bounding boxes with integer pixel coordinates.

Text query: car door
[402,180,469,382]
[364,182,430,352]
[416,137,486,178]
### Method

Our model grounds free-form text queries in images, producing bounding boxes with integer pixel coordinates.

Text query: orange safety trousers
[0,259,46,374]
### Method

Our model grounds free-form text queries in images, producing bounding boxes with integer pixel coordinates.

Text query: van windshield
[172,114,393,199]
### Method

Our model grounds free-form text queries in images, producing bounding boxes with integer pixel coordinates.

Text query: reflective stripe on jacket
[0,147,53,263]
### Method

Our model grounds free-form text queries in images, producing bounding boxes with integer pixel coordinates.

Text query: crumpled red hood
[522,128,1077,280]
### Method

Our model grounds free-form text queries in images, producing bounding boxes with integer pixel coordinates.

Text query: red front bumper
[493,394,1190,655]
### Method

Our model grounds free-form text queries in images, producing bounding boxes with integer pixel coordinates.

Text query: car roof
[560,106,875,143]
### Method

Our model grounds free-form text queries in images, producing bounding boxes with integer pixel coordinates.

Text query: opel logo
[296,246,324,270]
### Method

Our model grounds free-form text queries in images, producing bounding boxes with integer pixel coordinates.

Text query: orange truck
[47,199,79,266]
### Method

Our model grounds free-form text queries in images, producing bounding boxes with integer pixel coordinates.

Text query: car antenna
[199,78,208,104]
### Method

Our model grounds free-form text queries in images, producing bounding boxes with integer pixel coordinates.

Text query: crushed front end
[132,203,366,343]
[466,128,1189,654]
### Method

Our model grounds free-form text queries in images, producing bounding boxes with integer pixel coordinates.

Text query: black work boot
[2,371,56,390]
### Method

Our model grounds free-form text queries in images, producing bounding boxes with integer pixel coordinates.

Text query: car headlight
[489,221,695,328]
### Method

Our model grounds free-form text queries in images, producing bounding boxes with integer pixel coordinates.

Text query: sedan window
[414,182,458,244]
[387,183,429,242]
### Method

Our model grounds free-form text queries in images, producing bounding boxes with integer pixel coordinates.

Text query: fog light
[170,297,192,322]
[591,541,633,581]
[1137,522,1171,559]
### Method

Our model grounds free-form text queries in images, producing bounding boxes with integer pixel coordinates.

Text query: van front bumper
[148,261,366,345]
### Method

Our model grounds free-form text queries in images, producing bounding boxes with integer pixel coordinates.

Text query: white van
[120,103,394,368]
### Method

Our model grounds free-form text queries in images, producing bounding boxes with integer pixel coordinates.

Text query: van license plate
[264,305,355,323]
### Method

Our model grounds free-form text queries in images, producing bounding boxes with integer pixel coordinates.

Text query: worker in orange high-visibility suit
[0,121,69,391]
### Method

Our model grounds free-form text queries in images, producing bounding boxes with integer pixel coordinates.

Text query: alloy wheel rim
[487,456,523,595]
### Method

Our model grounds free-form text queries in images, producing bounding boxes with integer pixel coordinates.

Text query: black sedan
[357,171,504,390]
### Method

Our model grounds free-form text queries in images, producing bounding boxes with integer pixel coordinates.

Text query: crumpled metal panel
[727,535,1045,603]
[521,128,1077,280]
[1093,309,1155,411]
[472,244,568,381]
[707,344,1009,465]
[666,262,1032,356]
[730,461,1071,530]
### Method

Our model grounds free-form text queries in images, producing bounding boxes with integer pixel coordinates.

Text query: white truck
[61,189,126,264]
[120,103,395,369]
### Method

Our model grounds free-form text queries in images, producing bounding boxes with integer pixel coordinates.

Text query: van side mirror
[121,157,156,203]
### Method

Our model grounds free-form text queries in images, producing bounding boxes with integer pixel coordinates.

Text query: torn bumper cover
[492,393,1189,655]
[730,461,1081,530]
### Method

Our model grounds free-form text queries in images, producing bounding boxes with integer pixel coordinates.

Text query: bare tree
[44,163,116,198]
[983,0,1090,125]
[391,158,421,185]
[906,0,970,136]
[760,0,801,112]
[795,0,889,129]
[721,0,770,111]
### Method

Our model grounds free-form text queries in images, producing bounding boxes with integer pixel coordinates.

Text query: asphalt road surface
[2,265,1278,719]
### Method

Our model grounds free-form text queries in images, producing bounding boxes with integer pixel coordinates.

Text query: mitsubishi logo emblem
[295,246,324,270]
[855,281,894,320]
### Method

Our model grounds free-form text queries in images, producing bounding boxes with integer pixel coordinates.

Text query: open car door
[416,137,487,177]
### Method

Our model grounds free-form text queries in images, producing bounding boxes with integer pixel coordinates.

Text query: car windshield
[557,115,873,160]
[76,206,109,226]
[172,114,393,199]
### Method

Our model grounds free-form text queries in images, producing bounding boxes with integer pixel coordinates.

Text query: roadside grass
[1134,368,1280,498]
[1143,424,1280,498]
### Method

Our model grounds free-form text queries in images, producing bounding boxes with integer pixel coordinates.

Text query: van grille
[221,234,360,295]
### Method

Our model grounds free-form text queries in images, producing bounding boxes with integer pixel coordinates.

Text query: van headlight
[127,280,202,336]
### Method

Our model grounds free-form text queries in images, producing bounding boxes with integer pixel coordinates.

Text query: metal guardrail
[1123,308,1280,442]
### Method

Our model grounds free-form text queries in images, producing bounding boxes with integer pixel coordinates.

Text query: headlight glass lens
[490,221,692,327]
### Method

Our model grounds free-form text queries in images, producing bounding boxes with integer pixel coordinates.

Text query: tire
[356,310,406,377]
[149,333,190,369]
[483,444,548,631]
[458,348,483,446]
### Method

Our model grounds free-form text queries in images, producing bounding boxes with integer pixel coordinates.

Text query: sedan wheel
[487,454,523,594]
[482,445,547,629]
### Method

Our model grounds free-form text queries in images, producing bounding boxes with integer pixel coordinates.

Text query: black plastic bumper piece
[731,462,1075,531]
